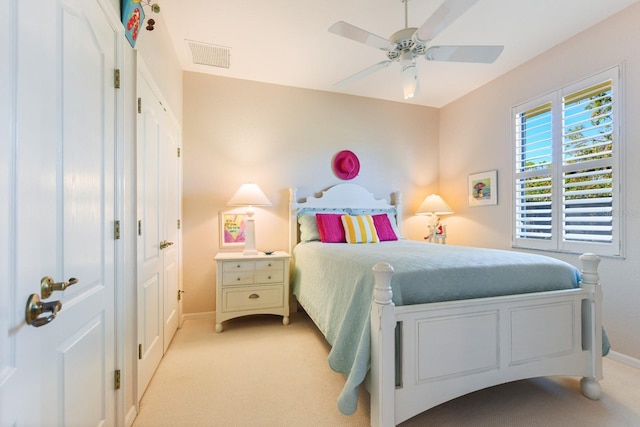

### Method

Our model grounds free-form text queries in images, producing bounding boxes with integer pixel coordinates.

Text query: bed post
[370,262,396,427]
[578,253,603,400]
[289,187,299,256]
[391,191,402,236]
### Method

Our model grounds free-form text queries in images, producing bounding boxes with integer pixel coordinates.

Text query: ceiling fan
[329,0,504,99]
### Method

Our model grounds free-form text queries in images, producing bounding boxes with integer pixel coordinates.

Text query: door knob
[159,240,174,250]
[25,294,62,327]
[41,276,78,299]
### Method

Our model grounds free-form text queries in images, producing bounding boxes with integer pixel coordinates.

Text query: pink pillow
[372,214,398,241]
[316,213,346,243]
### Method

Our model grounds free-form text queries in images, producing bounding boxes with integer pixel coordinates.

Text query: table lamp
[227,183,272,255]
[416,194,453,242]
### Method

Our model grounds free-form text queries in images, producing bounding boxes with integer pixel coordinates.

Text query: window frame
[511,66,624,257]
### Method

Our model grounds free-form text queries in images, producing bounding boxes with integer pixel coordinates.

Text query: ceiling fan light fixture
[400,50,418,99]
[402,63,418,100]
[403,81,417,99]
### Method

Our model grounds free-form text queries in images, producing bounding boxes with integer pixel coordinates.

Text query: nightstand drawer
[222,272,254,286]
[222,285,284,312]
[255,259,284,271]
[254,270,283,284]
[223,261,254,272]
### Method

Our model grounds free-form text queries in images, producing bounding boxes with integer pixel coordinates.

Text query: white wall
[182,72,440,315]
[439,4,640,360]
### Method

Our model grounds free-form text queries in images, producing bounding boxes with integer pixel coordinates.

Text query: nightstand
[214,251,291,332]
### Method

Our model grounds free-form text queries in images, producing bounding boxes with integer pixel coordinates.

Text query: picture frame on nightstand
[219,211,247,248]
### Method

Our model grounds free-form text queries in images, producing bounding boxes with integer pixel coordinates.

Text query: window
[513,67,622,257]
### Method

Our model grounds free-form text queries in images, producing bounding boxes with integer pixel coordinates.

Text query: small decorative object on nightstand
[416,193,453,244]
[214,251,291,332]
[426,224,447,244]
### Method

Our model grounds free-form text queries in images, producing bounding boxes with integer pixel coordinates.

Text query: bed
[288,183,606,427]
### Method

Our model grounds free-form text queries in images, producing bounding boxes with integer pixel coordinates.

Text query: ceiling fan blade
[424,45,504,63]
[414,0,480,43]
[329,21,397,51]
[334,60,393,87]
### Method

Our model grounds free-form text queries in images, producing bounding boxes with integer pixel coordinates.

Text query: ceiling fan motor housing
[386,27,426,61]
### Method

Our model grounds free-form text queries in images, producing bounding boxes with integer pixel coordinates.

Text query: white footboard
[370,254,602,427]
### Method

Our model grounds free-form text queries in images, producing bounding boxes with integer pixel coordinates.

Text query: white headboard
[288,184,402,254]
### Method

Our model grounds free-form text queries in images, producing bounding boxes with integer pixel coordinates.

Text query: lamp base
[243,216,259,255]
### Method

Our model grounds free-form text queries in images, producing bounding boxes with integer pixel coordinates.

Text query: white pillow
[297,213,320,242]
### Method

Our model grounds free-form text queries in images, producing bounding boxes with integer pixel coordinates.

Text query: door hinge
[114,370,121,390]
[138,220,142,236]
[138,344,143,360]
[137,97,142,113]
[177,147,181,157]
[114,69,120,89]
[114,220,121,240]
[177,219,181,230]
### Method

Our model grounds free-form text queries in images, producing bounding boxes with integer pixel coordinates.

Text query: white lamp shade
[416,194,453,215]
[227,183,272,207]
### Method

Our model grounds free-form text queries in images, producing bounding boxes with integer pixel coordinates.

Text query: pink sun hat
[333,150,360,180]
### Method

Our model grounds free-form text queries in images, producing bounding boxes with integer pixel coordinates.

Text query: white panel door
[162,111,181,353]
[136,73,165,400]
[136,68,181,399]
[0,0,118,426]
[0,1,41,424]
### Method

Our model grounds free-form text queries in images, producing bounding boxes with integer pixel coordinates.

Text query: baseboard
[181,311,215,322]
[125,404,137,427]
[608,350,640,370]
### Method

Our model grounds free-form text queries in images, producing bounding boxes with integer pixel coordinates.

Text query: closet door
[136,65,181,400]
[0,0,119,425]
[162,115,181,353]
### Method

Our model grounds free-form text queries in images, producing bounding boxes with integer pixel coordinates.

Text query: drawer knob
[236,277,241,281]
[235,264,241,269]
[268,276,272,280]
[268,263,272,267]
[248,294,260,299]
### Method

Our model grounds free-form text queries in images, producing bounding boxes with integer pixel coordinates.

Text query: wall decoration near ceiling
[122,0,161,47]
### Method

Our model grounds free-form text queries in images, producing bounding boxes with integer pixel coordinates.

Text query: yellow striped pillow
[341,215,380,244]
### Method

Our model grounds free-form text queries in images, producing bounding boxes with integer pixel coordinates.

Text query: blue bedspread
[291,241,586,415]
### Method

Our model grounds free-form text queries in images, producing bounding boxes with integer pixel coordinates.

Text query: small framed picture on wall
[468,170,498,207]
[219,211,247,248]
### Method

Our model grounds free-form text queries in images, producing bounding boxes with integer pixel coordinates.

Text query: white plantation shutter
[514,102,553,244]
[513,67,621,256]
[562,81,614,245]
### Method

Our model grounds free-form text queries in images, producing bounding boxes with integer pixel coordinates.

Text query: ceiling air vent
[186,40,231,68]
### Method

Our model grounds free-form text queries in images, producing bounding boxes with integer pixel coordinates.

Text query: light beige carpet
[133,312,640,427]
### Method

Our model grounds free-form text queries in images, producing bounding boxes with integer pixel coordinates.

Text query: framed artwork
[468,170,497,207]
[219,212,246,248]
[122,0,145,48]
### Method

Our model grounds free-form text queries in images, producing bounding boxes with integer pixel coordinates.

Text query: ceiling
[159,0,638,108]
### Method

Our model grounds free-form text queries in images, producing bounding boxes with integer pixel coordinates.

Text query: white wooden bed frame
[289,184,603,427]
